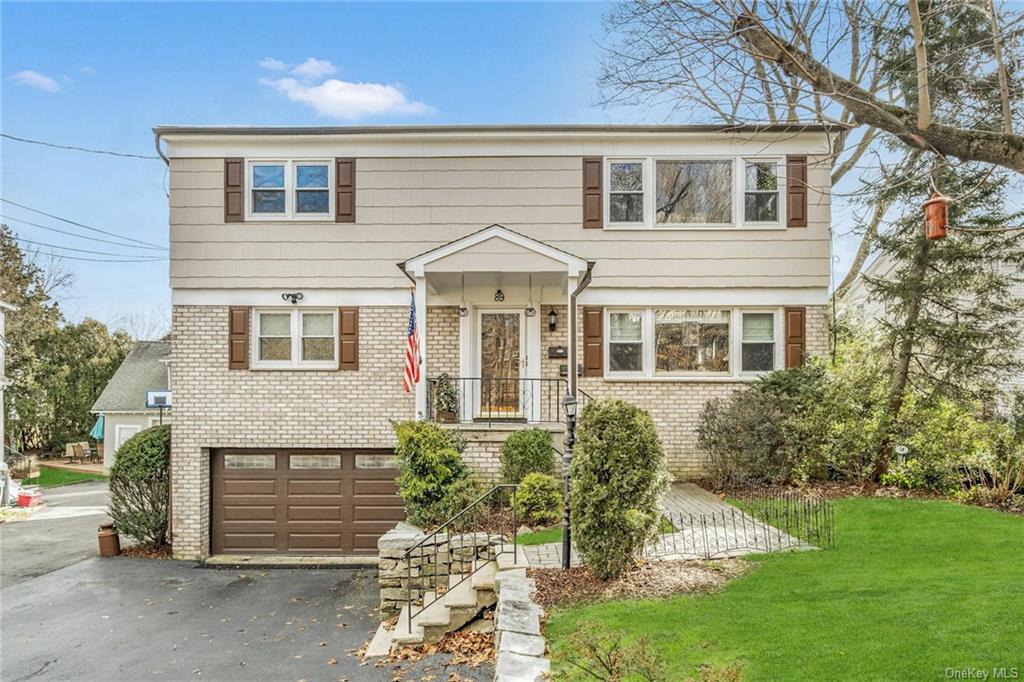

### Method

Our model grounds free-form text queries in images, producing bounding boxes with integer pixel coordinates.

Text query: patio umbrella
[89,415,104,441]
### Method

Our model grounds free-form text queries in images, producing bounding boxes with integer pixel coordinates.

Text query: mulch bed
[119,543,173,559]
[529,558,749,609]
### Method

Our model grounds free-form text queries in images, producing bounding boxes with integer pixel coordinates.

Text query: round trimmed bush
[569,399,668,579]
[108,424,171,546]
[515,472,562,527]
[500,428,556,484]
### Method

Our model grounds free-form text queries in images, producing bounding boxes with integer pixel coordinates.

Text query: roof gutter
[153,131,169,166]
[568,262,595,397]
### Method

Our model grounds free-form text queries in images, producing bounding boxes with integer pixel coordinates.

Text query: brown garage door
[211,449,404,555]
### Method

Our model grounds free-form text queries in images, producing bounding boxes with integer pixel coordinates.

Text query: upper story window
[744,160,781,223]
[606,156,785,229]
[608,161,645,224]
[605,307,782,380]
[247,160,332,220]
[253,309,337,369]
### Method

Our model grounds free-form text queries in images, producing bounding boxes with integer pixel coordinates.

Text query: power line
[1,214,167,251]
[29,251,169,264]
[1,133,161,160]
[14,236,167,260]
[0,199,167,250]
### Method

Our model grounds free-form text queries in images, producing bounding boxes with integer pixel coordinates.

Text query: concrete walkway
[523,483,812,567]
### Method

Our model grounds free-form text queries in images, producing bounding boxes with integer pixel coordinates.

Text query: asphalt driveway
[1,557,493,681]
[0,480,114,588]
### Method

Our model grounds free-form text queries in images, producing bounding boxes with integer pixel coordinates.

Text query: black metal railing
[402,484,518,633]
[642,490,834,561]
[426,377,570,424]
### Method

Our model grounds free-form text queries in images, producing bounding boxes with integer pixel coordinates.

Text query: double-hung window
[253,309,338,369]
[247,160,332,219]
[608,161,645,224]
[743,160,781,223]
[606,308,781,380]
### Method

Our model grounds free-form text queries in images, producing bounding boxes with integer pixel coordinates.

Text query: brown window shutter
[224,158,245,223]
[338,307,359,370]
[582,157,603,229]
[784,307,806,368]
[582,306,603,376]
[786,155,808,228]
[335,158,356,223]
[228,307,250,370]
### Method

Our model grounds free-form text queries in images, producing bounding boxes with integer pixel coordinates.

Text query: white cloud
[290,57,337,82]
[81,66,96,76]
[10,70,61,92]
[257,57,287,71]
[262,75,433,120]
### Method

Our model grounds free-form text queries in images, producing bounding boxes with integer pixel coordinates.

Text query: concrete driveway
[1,557,494,681]
[0,480,114,588]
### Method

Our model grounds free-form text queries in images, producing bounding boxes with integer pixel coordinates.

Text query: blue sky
[3,2,857,336]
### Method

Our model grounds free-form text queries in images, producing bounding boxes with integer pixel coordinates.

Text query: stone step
[391,604,425,647]
[496,544,530,571]
[365,622,394,658]
[444,574,479,609]
[471,559,499,592]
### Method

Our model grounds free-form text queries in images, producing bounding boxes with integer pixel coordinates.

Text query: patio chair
[81,443,100,463]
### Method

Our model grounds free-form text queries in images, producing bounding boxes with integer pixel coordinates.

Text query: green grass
[22,466,107,488]
[546,498,1024,680]
[518,516,677,546]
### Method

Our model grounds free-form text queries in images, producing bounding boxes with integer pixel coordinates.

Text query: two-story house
[156,124,840,560]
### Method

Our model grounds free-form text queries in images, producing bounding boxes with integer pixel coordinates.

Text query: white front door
[114,425,142,452]
[476,309,526,419]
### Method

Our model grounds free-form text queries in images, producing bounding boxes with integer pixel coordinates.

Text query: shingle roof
[91,341,170,413]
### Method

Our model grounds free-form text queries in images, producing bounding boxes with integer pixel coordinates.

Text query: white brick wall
[170,303,828,558]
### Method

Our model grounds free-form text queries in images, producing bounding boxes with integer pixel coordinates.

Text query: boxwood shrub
[500,427,556,483]
[569,399,668,579]
[108,424,171,546]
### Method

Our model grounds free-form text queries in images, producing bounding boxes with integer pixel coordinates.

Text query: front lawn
[518,517,677,546]
[21,466,107,488]
[546,498,1024,680]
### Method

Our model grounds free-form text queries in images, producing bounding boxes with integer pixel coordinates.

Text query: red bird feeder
[923,192,950,240]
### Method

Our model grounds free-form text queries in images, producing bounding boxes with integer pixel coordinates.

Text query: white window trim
[605,158,648,228]
[604,307,784,382]
[741,157,785,227]
[245,159,334,221]
[251,308,339,370]
[114,424,142,452]
[604,155,789,231]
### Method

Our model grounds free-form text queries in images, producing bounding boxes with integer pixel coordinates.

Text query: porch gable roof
[401,224,590,278]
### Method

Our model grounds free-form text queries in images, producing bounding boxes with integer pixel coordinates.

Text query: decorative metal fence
[644,488,835,561]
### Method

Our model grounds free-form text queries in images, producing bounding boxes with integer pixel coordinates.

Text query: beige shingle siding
[168,155,831,290]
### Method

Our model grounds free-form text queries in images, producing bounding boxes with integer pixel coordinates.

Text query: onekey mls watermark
[945,668,1020,680]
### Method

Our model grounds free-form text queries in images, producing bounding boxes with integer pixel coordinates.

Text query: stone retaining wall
[377,523,506,621]
[494,568,550,681]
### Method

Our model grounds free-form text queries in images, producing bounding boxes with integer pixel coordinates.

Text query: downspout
[568,262,595,397]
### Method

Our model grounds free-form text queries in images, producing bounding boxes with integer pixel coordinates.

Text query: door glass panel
[289,454,341,469]
[479,313,521,416]
[224,454,276,469]
[355,454,397,469]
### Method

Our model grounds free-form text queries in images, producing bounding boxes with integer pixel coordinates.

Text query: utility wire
[1,133,161,160]
[0,199,167,250]
[29,251,169,264]
[1,214,167,251]
[14,236,167,259]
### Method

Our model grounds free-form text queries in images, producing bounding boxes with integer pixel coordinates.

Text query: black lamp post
[561,392,578,570]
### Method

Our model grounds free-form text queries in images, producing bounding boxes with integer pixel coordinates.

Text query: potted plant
[435,373,460,423]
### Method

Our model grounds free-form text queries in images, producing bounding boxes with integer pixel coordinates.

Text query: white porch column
[414,275,428,419]
[567,274,578,396]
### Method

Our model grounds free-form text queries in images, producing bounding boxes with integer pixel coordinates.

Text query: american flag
[403,292,421,393]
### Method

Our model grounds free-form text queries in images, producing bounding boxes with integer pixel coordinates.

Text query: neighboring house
[0,301,15,454]
[156,123,840,559]
[840,253,1024,398]
[90,341,172,470]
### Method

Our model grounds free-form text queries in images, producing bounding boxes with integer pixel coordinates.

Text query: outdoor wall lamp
[281,292,304,304]
[548,308,558,332]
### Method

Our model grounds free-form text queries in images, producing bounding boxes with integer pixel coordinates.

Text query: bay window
[605,308,781,379]
[247,160,332,219]
[254,309,338,369]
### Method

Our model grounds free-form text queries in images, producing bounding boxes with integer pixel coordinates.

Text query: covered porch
[402,225,592,426]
